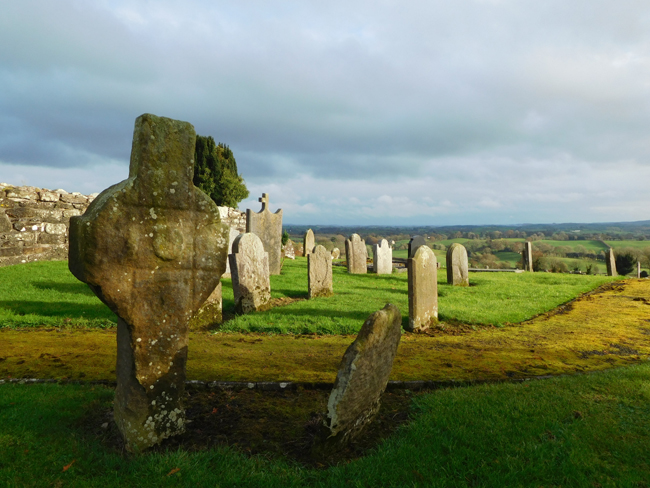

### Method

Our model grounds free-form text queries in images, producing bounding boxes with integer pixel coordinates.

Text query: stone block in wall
[63,208,82,218]
[0,212,11,233]
[5,187,38,201]
[1,232,36,247]
[60,192,88,204]
[38,233,66,245]
[45,223,67,234]
[39,191,60,202]
[54,202,75,210]
[6,206,63,223]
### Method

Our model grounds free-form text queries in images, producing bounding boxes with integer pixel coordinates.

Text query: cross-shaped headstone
[258,193,269,211]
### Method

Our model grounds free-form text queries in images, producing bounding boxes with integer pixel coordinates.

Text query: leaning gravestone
[373,239,392,275]
[446,243,469,286]
[408,235,427,258]
[229,233,271,313]
[407,245,438,331]
[331,248,340,259]
[308,245,333,298]
[523,241,534,272]
[345,233,367,274]
[606,248,617,276]
[246,193,282,275]
[314,303,402,454]
[304,229,315,256]
[68,113,229,451]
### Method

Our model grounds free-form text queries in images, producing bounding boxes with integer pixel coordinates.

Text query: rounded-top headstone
[408,235,427,258]
[304,229,315,256]
[446,243,469,286]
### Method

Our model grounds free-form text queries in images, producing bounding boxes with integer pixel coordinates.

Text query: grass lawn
[0,260,617,333]
[2,363,650,486]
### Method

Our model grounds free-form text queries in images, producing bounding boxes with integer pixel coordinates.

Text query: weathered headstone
[406,245,438,331]
[408,235,427,258]
[222,227,241,278]
[331,247,340,259]
[373,239,392,275]
[606,248,617,276]
[308,245,333,299]
[304,229,315,256]
[68,113,229,451]
[522,241,534,272]
[189,282,222,331]
[446,243,469,286]
[229,232,271,313]
[345,233,367,274]
[314,303,402,453]
[638,261,641,279]
[283,239,295,260]
[246,193,282,275]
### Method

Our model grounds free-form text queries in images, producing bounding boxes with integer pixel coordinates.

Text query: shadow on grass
[0,300,116,320]
[31,281,95,296]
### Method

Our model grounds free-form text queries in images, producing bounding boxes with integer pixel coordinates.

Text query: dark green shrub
[615,252,636,275]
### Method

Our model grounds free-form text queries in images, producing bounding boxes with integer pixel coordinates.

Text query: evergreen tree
[193,135,249,208]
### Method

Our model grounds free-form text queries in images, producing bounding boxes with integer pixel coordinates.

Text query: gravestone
[522,241,534,272]
[304,229,315,256]
[373,239,392,275]
[446,243,469,286]
[331,248,340,259]
[407,245,438,331]
[283,239,295,260]
[246,193,282,275]
[68,113,229,451]
[606,248,617,276]
[345,233,367,274]
[314,303,402,453]
[229,232,271,313]
[308,245,333,299]
[408,235,427,258]
[189,282,222,331]
[222,227,241,278]
[638,261,641,279]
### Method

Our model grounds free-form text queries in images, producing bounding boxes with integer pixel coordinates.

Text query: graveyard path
[2,279,650,383]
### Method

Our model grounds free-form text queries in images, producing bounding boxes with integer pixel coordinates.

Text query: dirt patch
[578,343,640,359]
[79,386,416,467]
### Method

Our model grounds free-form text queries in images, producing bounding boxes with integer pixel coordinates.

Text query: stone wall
[0,183,97,267]
[0,182,248,268]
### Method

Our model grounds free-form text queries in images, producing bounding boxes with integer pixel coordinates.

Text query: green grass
[2,363,650,486]
[0,260,617,333]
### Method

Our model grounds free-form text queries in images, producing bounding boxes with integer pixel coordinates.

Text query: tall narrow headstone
[638,261,641,279]
[246,193,282,275]
[304,229,315,256]
[406,245,438,332]
[606,248,617,276]
[522,241,534,272]
[222,227,241,278]
[314,303,402,454]
[446,243,469,286]
[230,233,271,313]
[373,239,392,275]
[68,114,229,451]
[283,239,295,260]
[345,233,367,274]
[308,245,333,299]
[408,235,427,258]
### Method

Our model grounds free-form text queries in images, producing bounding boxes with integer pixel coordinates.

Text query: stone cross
[313,303,402,455]
[446,243,469,286]
[407,245,438,331]
[345,233,367,274]
[308,245,333,299]
[373,239,392,275]
[523,241,534,272]
[68,113,229,451]
[304,228,315,256]
[229,232,271,313]
[246,194,283,275]
[606,248,617,276]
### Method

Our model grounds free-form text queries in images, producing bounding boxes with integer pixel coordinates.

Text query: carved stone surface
[345,233,367,274]
[308,245,333,299]
[304,228,315,256]
[315,303,402,453]
[331,248,340,259]
[407,245,438,332]
[68,113,229,451]
[523,241,534,272]
[189,282,222,331]
[606,248,617,276]
[446,243,469,286]
[408,235,427,258]
[246,193,282,275]
[229,232,271,313]
[373,239,392,275]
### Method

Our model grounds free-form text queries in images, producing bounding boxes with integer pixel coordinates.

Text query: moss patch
[2,279,650,382]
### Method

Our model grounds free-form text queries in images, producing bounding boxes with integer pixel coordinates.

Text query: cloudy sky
[1,1,649,225]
